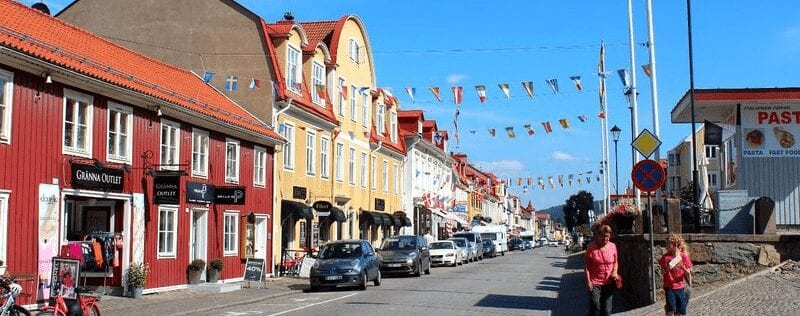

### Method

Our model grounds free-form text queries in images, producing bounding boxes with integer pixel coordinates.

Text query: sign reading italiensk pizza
[741,104,800,158]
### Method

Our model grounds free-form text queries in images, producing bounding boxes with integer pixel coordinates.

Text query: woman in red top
[584,225,619,316]
[659,234,693,316]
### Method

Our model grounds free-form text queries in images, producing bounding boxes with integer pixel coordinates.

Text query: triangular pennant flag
[430,86,442,102]
[527,177,532,186]
[568,174,574,186]
[559,119,570,129]
[517,178,522,187]
[597,175,601,182]
[577,177,582,185]
[452,86,463,105]
[315,84,328,100]
[341,85,349,100]
[569,76,583,91]
[505,127,515,139]
[538,177,544,187]
[545,78,559,94]
[469,130,476,134]
[587,176,591,184]
[249,78,261,90]
[358,86,370,95]
[617,69,631,87]
[578,115,589,122]
[475,85,487,103]
[558,175,564,187]
[270,80,278,97]
[642,63,653,78]
[488,129,496,137]
[542,121,553,134]
[498,83,511,99]
[548,176,554,188]
[521,81,534,98]
[523,124,534,136]
[203,71,214,83]
[598,112,606,119]
[405,87,416,103]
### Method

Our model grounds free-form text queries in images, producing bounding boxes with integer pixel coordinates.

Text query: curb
[171,288,300,316]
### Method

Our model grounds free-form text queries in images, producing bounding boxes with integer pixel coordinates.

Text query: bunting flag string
[642,63,653,78]
[249,78,261,90]
[559,119,570,129]
[315,84,328,99]
[430,86,442,102]
[542,121,553,133]
[505,127,515,139]
[498,83,511,99]
[523,124,534,135]
[475,85,487,103]
[488,128,496,137]
[521,81,534,98]
[341,84,348,100]
[453,106,461,146]
[569,76,583,91]
[452,86,463,105]
[578,115,589,122]
[545,78,559,94]
[405,87,416,103]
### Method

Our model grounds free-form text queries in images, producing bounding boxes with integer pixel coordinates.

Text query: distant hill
[535,200,604,224]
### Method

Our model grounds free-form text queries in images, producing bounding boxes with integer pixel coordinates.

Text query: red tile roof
[298,21,337,53]
[0,0,282,142]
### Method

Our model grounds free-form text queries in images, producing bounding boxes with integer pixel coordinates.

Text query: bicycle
[0,276,30,316]
[35,287,100,316]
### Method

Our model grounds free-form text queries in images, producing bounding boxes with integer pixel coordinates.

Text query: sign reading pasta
[741,104,800,158]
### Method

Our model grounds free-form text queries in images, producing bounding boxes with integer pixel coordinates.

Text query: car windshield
[318,243,362,259]
[429,242,453,250]
[381,236,417,251]
[449,239,466,247]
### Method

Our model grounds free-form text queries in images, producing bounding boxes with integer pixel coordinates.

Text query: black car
[481,239,497,258]
[378,235,431,276]
[309,240,381,291]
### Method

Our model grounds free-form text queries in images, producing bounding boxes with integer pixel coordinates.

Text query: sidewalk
[96,277,304,316]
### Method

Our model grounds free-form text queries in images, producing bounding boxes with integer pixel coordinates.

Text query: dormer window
[376,105,385,135]
[287,45,302,94]
[390,111,398,142]
[349,39,360,64]
[311,61,325,106]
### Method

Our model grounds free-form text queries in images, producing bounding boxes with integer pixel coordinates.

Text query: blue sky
[29,0,800,209]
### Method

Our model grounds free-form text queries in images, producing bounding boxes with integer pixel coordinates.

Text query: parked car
[481,239,497,258]
[452,232,483,260]
[429,240,462,267]
[509,238,522,251]
[448,237,472,263]
[548,239,559,247]
[378,235,431,276]
[538,238,549,248]
[309,240,381,291]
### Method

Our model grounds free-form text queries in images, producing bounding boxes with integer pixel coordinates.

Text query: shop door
[254,216,268,260]
[189,208,208,281]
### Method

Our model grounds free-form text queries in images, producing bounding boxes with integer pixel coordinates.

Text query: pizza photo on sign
[744,128,765,148]
[773,127,795,148]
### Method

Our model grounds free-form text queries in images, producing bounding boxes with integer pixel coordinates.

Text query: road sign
[632,129,662,159]
[631,159,665,192]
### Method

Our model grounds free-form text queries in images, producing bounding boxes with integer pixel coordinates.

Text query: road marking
[292,296,322,302]
[267,293,359,316]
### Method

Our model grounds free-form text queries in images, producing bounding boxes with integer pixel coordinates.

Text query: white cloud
[552,151,576,161]
[447,74,467,84]
[473,160,525,178]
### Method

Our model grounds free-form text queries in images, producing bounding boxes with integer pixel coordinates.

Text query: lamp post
[610,125,622,196]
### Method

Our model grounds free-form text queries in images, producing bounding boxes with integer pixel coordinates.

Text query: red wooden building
[0,1,283,301]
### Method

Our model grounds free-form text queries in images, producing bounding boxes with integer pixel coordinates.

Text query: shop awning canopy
[360,211,384,226]
[281,200,313,221]
[389,215,402,227]
[321,207,347,223]
[378,213,393,227]
[393,211,413,227]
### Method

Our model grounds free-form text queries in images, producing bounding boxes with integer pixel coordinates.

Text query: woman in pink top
[659,234,693,316]
[584,225,619,316]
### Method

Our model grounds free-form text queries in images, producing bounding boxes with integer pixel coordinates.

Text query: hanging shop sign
[186,182,215,204]
[292,186,307,200]
[71,164,124,192]
[312,201,333,217]
[741,104,800,158]
[374,198,385,211]
[215,186,246,205]
[153,175,180,204]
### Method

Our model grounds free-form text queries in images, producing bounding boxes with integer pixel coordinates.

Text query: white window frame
[705,145,718,159]
[390,111,398,143]
[371,156,377,190]
[382,160,389,192]
[287,45,302,94]
[306,130,316,176]
[708,172,719,188]
[320,137,330,179]
[157,206,178,258]
[62,89,94,157]
[0,69,14,144]
[361,90,369,128]
[225,138,240,184]
[348,148,356,184]
[159,119,181,170]
[360,153,367,187]
[376,105,385,135]
[106,102,133,164]
[0,190,8,264]
[253,145,267,187]
[337,77,345,117]
[349,38,360,64]
[223,211,239,256]
[311,62,325,106]
[282,122,295,170]
[350,86,357,122]
[393,164,399,194]
[335,142,344,182]
[191,128,209,178]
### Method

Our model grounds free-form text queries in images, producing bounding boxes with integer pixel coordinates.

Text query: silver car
[448,237,473,263]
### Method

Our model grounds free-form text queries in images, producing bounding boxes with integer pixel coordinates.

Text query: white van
[472,225,508,256]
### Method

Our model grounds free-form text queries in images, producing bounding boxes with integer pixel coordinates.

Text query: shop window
[225,138,240,183]
[0,191,8,264]
[159,119,180,170]
[223,212,238,256]
[0,69,14,144]
[253,145,267,187]
[192,129,209,178]
[62,201,116,242]
[63,89,94,157]
[158,206,178,258]
[107,102,133,164]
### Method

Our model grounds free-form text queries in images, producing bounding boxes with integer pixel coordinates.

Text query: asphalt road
[212,246,572,316]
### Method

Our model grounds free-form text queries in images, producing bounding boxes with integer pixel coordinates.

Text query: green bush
[127,262,148,288]
[208,258,224,271]
[188,259,206,272]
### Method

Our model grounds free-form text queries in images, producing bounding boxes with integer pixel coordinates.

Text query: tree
[563,190,595,232]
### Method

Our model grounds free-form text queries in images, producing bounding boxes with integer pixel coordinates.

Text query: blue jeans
[665,288,688,315]
[588,283,615,316]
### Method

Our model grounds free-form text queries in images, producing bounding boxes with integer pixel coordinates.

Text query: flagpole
[599,40,611,216]
[645,0,661,303]
[626,0,642,208]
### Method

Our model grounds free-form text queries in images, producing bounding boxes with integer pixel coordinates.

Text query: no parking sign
[631,159,665,192]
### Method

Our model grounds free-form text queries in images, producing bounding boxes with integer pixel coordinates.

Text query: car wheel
[413,261,421,277]
[358,272,368,290]
[373,270,382,286]
[424,261,431,274]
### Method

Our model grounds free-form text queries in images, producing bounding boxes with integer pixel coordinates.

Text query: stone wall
[615,234,800,308]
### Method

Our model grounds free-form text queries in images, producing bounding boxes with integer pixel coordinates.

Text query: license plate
[325,275,342,280]
[388,263,401,268]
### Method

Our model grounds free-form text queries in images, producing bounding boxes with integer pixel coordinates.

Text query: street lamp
[610,125,622,196]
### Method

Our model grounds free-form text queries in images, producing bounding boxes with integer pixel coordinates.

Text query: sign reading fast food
[742,104,800,158]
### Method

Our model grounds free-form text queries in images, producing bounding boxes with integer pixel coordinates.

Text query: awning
[388,215,402,227]
[378,213,393,227]
[393,211,413,227]
[321,207,346,223]
[360,211,383,226]
[281,200,313,221]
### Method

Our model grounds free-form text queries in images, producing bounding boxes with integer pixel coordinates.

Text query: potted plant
[207,258,224,283]
[187,259,206,285]
[127,262,148,298]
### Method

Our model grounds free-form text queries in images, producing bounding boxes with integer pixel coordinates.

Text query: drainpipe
[368,141,383,246]
[270,98,291,277]
[272,98,293,128]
